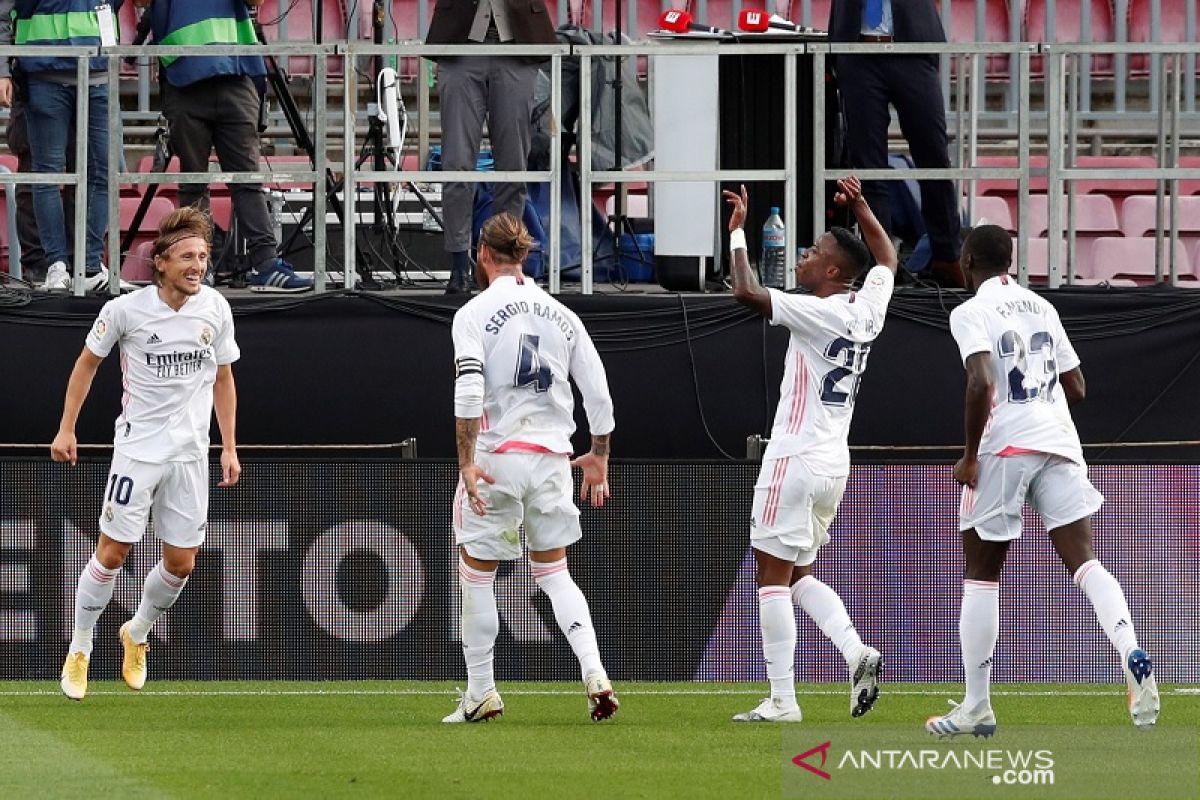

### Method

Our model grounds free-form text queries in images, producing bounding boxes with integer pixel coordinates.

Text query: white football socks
[458,558,499,699]
[126,561,189,645]
[70,555,120,656]
[758,586,797,704]
[792,575,866,667]
[531,558,605,680]
[1074,559,1140,659]
[960,580,999,711]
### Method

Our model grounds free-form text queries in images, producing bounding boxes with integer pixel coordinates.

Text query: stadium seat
[120,240,155,283]
[1085,236,1192,283]
[1120,195,1200,238]
[120,196,176,257]
[1015,237,1078,283]
[1179,156,1200,197]
[209,196,234,232]
[946,0,1011,78]
[968,194,1014,232]
[1127,0,1196,76]
[974,155,1048,197]
[1025,0,1116,77]
[258,0,345,78]
[783,0,832,29]
[1072,155,1160,197]
[1026,193,1119,266]
[604,193,650,218]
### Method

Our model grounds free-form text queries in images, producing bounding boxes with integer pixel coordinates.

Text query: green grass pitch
[0,681,1196,799]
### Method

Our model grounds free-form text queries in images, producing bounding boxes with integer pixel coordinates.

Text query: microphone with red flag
[657,8,727,34]
[736,7,807,33]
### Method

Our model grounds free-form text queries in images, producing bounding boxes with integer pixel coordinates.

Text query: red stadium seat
[1120,195,1200,238]
[209,196,234,232]
[968,195,1014,232]
[257,0,345,78]
[1025,0,1115,77]
[1086,236,1192,283]
[1180,156,1200,197]
[1072,155,1160,197]
[120,196,176,255]
[974,155,1048,197]
[1026,193,1119,266]
[946,0,1011,78]
[1128,0,1196,76]
[1015,237,1078,284]
[782,0,831,29]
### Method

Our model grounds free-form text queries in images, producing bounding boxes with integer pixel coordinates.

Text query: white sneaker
[42,261,70,292]
[925,699,997,738]
[82,267,136,294]
[441,688,504,723]
[1123,648,1160,730]
[849,646,883,718]
[733,696,803,723]
[585,673,619,722]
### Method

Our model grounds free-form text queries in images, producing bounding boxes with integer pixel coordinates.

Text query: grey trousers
[162,75,277,271]
[437,55,537,253]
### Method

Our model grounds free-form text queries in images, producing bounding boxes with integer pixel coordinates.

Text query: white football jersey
[452,275,614,454]
[762,266,894,476]
[949,274,1084,464]
[85,286,240,463]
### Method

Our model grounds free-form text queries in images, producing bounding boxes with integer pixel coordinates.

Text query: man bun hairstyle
[962,224,1012,274]
[480,211,534,265]
[830,226,872,279]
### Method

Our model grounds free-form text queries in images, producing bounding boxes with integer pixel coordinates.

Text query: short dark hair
[829,226,872,279]
[962,225,1012,274]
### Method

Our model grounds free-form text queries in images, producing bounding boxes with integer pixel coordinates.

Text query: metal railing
[3,39,1200,295]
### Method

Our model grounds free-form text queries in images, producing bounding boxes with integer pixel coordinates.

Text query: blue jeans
[25,81,109,272]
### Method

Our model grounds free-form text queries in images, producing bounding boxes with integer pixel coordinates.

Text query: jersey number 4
[998,329,1057,403]
[513,333,552,393]
[820,337,872,407]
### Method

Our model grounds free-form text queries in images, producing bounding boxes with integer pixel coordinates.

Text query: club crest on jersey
[103,505,115,522]
[92,319,107,339]
[199,327,214,346]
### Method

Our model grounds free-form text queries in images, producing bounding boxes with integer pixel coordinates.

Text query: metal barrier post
[71,56,89,297]
[579,53,594,295]
[783,48,797,291]
[313,48,328,293]
[549,53,563,294]
[811,46,826,271]
[1154,57,1167,282]
[1046,46,1064,288]
[107,56,122,297]
[1016,48,1030,286]
[1169,52,1181,286]
[1066,60,1079,286]
[343,53,358,290]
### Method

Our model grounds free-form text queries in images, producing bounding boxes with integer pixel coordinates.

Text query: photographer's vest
[13,0,115,74]
[150,0,265,88]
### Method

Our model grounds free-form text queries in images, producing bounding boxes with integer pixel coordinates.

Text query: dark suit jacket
[425,0,557,45]
[827,0,947,43]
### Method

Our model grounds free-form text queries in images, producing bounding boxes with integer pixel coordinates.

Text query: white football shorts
[750,455,847,566]
[99,452,209,549]
[453,451,582,561]
[959,452,1105,541]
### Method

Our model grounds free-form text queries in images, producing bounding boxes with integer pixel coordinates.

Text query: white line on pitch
[0,687,1194,697]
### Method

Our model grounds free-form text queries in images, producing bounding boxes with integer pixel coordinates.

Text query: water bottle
[760,207,786,289]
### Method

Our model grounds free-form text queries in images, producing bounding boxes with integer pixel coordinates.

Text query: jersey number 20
[514,334,552,393]
[820,337,872,407]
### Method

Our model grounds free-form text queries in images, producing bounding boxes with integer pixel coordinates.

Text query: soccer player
[50,207,240,700]
[723,178,896,722]
[926,225,1159,737]
[443,211,618,723]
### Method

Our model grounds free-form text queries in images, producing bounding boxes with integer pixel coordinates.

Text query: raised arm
[954,352,994,488]
[722,185,773,319]
[836,176,898,273]
[50,348,104,465]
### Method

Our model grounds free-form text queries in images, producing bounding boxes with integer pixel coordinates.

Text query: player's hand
[953,455,978,488]
[570,452,610,508]
[833,176,863,207]
[218,448,241,487]
[0,79,12,109]
[50,430,77,465]
[722,184,749,232]
[460,463,495,516]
